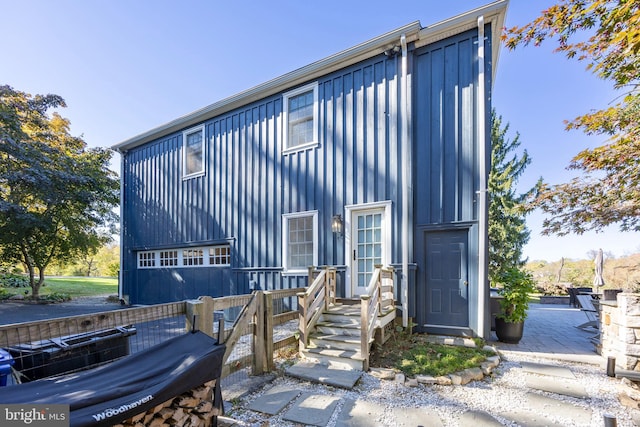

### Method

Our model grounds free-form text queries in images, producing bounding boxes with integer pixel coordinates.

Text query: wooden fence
[0,288,303,383]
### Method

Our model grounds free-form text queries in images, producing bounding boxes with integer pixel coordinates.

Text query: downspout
[400,34,409,328]
[118,152,125,303]
[476,16,488,338]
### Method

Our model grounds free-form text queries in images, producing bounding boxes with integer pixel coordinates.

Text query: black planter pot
[495,318,524,344]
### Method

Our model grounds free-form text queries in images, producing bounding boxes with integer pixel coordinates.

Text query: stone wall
[113,380,220,427]
[600,293,640,370]
[539,296,570,305]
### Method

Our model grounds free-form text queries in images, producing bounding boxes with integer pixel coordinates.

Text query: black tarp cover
[0,331,225,427]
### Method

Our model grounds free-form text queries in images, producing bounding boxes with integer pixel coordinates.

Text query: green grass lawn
[41,277,118,297]
[371,333,494,377]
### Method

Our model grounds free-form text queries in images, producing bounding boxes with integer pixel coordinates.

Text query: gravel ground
[226,350,637,426]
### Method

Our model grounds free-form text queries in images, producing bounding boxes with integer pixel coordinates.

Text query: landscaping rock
[466,368,485,381]
[369,367,396,380]
[416,375,437,385]
[394,373,405,384]
[483,345,497,353]
[486,355,500,368]
[619,393,640,409]
[435,376,452,385]
[459,372,472,385]
[449,374,462,385]
[406,378,418,387]
[480,362,494,375]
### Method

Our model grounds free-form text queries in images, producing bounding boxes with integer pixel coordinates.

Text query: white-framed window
[138,251,156,268]
[282,82,318,153]
[183,249,204,266]
[136,245,230,269]
[282,210,318,274]
[209,246,230,266]
[183,125,205,178]
[159,250,178,267]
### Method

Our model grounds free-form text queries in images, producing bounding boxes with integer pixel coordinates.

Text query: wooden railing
[0,302,186,348]
[360,265,395,370]
[187,289,302,376]
[297,266,337,350]
[0,289,303,382]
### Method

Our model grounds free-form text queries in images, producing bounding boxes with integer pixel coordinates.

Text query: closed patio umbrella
[593,248,605,289]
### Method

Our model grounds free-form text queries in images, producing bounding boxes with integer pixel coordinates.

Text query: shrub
[32,292,72,303]
[496,267,536,323]
[0,288,13,300]
[0,273,30,288]
[536,281,568,296]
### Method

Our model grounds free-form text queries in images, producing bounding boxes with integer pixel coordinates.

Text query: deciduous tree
[0,85,119,298]
[503,0,640,235]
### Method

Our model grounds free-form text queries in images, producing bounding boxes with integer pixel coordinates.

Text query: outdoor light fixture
[331,214,343,236]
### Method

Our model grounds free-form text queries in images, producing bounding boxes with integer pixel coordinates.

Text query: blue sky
[4,0,638,261]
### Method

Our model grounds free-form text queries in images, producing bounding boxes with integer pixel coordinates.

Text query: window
[160,250,178,267]
[283,83,318,152]
[183,249,204,266]
[209,246,230,266]
[138,251,156,268]
[137,245,231,269]
[183,126,205,177]
[282,211,318,273]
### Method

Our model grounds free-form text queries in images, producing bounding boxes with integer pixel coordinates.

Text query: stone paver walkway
[224,304,638,426]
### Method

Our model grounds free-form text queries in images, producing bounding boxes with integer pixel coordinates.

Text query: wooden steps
[299,303,393,371]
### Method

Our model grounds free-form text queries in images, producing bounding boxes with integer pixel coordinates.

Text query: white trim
[282,210,319,275]
[477,15,489,339]
[138,251,157,269]
[344,201,392,298]
[182,125,205,179]
[282,82,319,154]
[400,33,410,328]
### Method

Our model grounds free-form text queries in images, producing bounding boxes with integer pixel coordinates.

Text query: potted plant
[494,267,536,344]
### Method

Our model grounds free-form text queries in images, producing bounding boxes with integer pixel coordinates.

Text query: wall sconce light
[331,214,343,236]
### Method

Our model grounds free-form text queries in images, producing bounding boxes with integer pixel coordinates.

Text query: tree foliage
[488,113,540,284]
[0,85,119,298]
[503,0,640,235]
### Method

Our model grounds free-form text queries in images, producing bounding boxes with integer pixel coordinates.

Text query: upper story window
[183,125,205,178]
[283,83,318,153]
[282,211,318,274]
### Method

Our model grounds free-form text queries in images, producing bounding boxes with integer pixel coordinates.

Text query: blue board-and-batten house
[114,1,508,339]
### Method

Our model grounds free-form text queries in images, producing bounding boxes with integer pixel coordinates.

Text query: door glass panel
[355,212,383,288]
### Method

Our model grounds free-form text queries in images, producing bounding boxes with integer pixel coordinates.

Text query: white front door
[345,202,391,297]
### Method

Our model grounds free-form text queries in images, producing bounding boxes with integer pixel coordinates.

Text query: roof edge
[114,1,509,152]
[415,0,508,80]
[113,21,421,152]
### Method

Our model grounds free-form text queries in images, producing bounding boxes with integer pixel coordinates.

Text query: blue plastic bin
[0,349,14,386]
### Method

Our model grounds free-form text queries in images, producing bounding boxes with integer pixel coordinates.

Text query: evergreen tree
[488,113,541,284]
